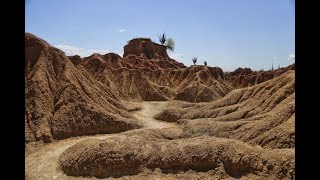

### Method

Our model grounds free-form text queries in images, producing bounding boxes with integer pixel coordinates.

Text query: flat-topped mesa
[123,38,170,60]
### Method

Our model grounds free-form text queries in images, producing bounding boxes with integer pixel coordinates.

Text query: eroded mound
[59,132,294,179]
[154,109,181,122]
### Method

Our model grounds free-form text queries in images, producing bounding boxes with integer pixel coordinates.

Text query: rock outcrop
[123,38,170,59]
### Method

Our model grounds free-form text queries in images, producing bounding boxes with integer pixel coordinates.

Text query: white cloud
[87,49,110,54]
[288,53,295,61]
[119,29,127,33]
[55,44,120,57]
[55,45,85,56]
[169,53,184,60]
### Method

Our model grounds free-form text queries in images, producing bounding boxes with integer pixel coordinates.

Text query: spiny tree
[192,57,197,65]
[165,38,175,52]
[204,60,207,66]
[158,32,166,45]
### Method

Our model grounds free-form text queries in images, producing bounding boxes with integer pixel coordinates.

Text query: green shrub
[165,38,175,51]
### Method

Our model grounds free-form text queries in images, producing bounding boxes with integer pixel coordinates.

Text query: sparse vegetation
[158,32,175,52]
[158,32,166,45]
[192,57,197,65]
[204,61,207,66]
[165,38,175,52]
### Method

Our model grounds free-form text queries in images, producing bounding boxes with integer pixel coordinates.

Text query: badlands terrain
[25,33,295,179]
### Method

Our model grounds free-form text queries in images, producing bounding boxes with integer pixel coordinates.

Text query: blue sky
[26,0,295,71]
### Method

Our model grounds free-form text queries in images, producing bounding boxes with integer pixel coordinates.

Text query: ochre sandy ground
[26,101,180,180]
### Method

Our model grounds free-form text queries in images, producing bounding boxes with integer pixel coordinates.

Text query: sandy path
[131,101,176,129]
[25,101,176,180]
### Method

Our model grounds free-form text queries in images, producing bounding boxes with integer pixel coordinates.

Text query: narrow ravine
[25,101,176,180]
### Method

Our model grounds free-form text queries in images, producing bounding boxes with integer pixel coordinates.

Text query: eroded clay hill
[26,33,295,180]
[25,33,142,143]
[25,34,235,143]
[76,38,234,102]
[226,64,295,88]
[156,70,295,149]
[58,70,295,179]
